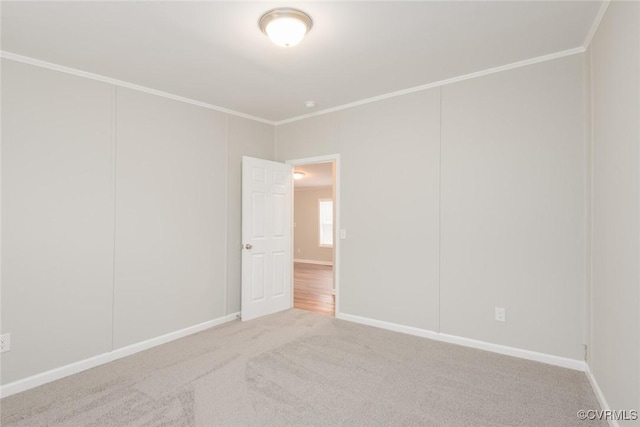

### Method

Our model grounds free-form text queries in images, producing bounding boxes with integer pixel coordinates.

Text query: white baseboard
[585,365,619,427]
[0,312,240,399]
[294,259,333,266]
[336,312,587,372]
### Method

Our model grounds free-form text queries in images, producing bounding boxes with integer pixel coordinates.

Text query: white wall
[113,88,228,348]
[275,113,339,161]
[589,1,640,421]
[0,59,275,385]
[276,54,588,359]
[1,60,115,384]
[294,187,334,263]
[338,91,442,331]
[440,56,587,359]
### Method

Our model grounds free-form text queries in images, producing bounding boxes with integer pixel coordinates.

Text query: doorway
[287,155,340,317]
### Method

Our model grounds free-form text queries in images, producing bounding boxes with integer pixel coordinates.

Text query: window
[319,199,333,247]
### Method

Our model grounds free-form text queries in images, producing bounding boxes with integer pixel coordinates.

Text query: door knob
[244,243,253,250]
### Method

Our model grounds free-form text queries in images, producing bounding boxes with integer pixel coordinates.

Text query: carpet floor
[1,309,603,426]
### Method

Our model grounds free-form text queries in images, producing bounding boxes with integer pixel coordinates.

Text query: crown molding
[583,1,611,50]
[274,46,586,126]
[0,51,276,126]
[2,40,594,128]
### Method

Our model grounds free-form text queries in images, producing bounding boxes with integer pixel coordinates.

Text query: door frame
[286,154,341,317]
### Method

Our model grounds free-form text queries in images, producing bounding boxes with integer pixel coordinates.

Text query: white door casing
[241,156,293,321]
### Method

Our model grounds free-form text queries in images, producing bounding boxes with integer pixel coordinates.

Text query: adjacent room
[292,161,336,317]
[1,1,638,426]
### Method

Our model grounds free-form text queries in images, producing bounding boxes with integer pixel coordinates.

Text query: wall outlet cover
[0,333,11,353]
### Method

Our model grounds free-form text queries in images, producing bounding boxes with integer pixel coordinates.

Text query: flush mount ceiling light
[293,171,306,180]
[259,8,313,47]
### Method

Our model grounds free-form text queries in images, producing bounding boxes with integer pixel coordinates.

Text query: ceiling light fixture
[293,171,306,180]
[259,8,313,47]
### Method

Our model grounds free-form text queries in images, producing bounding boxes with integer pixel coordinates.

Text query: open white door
[241,156,293,321]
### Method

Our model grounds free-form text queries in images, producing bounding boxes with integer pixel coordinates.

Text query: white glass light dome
[259,9,313,47]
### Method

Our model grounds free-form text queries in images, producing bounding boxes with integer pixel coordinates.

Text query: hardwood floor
[294,262,334,316]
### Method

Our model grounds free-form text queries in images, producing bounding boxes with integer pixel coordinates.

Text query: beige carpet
[1,309,603,426]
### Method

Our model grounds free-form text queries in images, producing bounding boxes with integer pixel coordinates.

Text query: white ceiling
[294,162,333,189]
[1,1,603,123]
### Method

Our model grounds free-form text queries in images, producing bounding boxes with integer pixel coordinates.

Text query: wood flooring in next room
[294,262,334,316]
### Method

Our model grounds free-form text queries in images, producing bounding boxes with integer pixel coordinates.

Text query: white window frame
[318,198,333,248]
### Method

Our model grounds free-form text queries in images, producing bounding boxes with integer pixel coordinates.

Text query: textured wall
[276,55,588,359]
[0,59,275,384]
[1,59,115,384]
[589,1,640,421]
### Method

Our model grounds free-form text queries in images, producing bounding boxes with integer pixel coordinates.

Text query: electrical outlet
[0,333,11,353]
[495,307,506,322]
